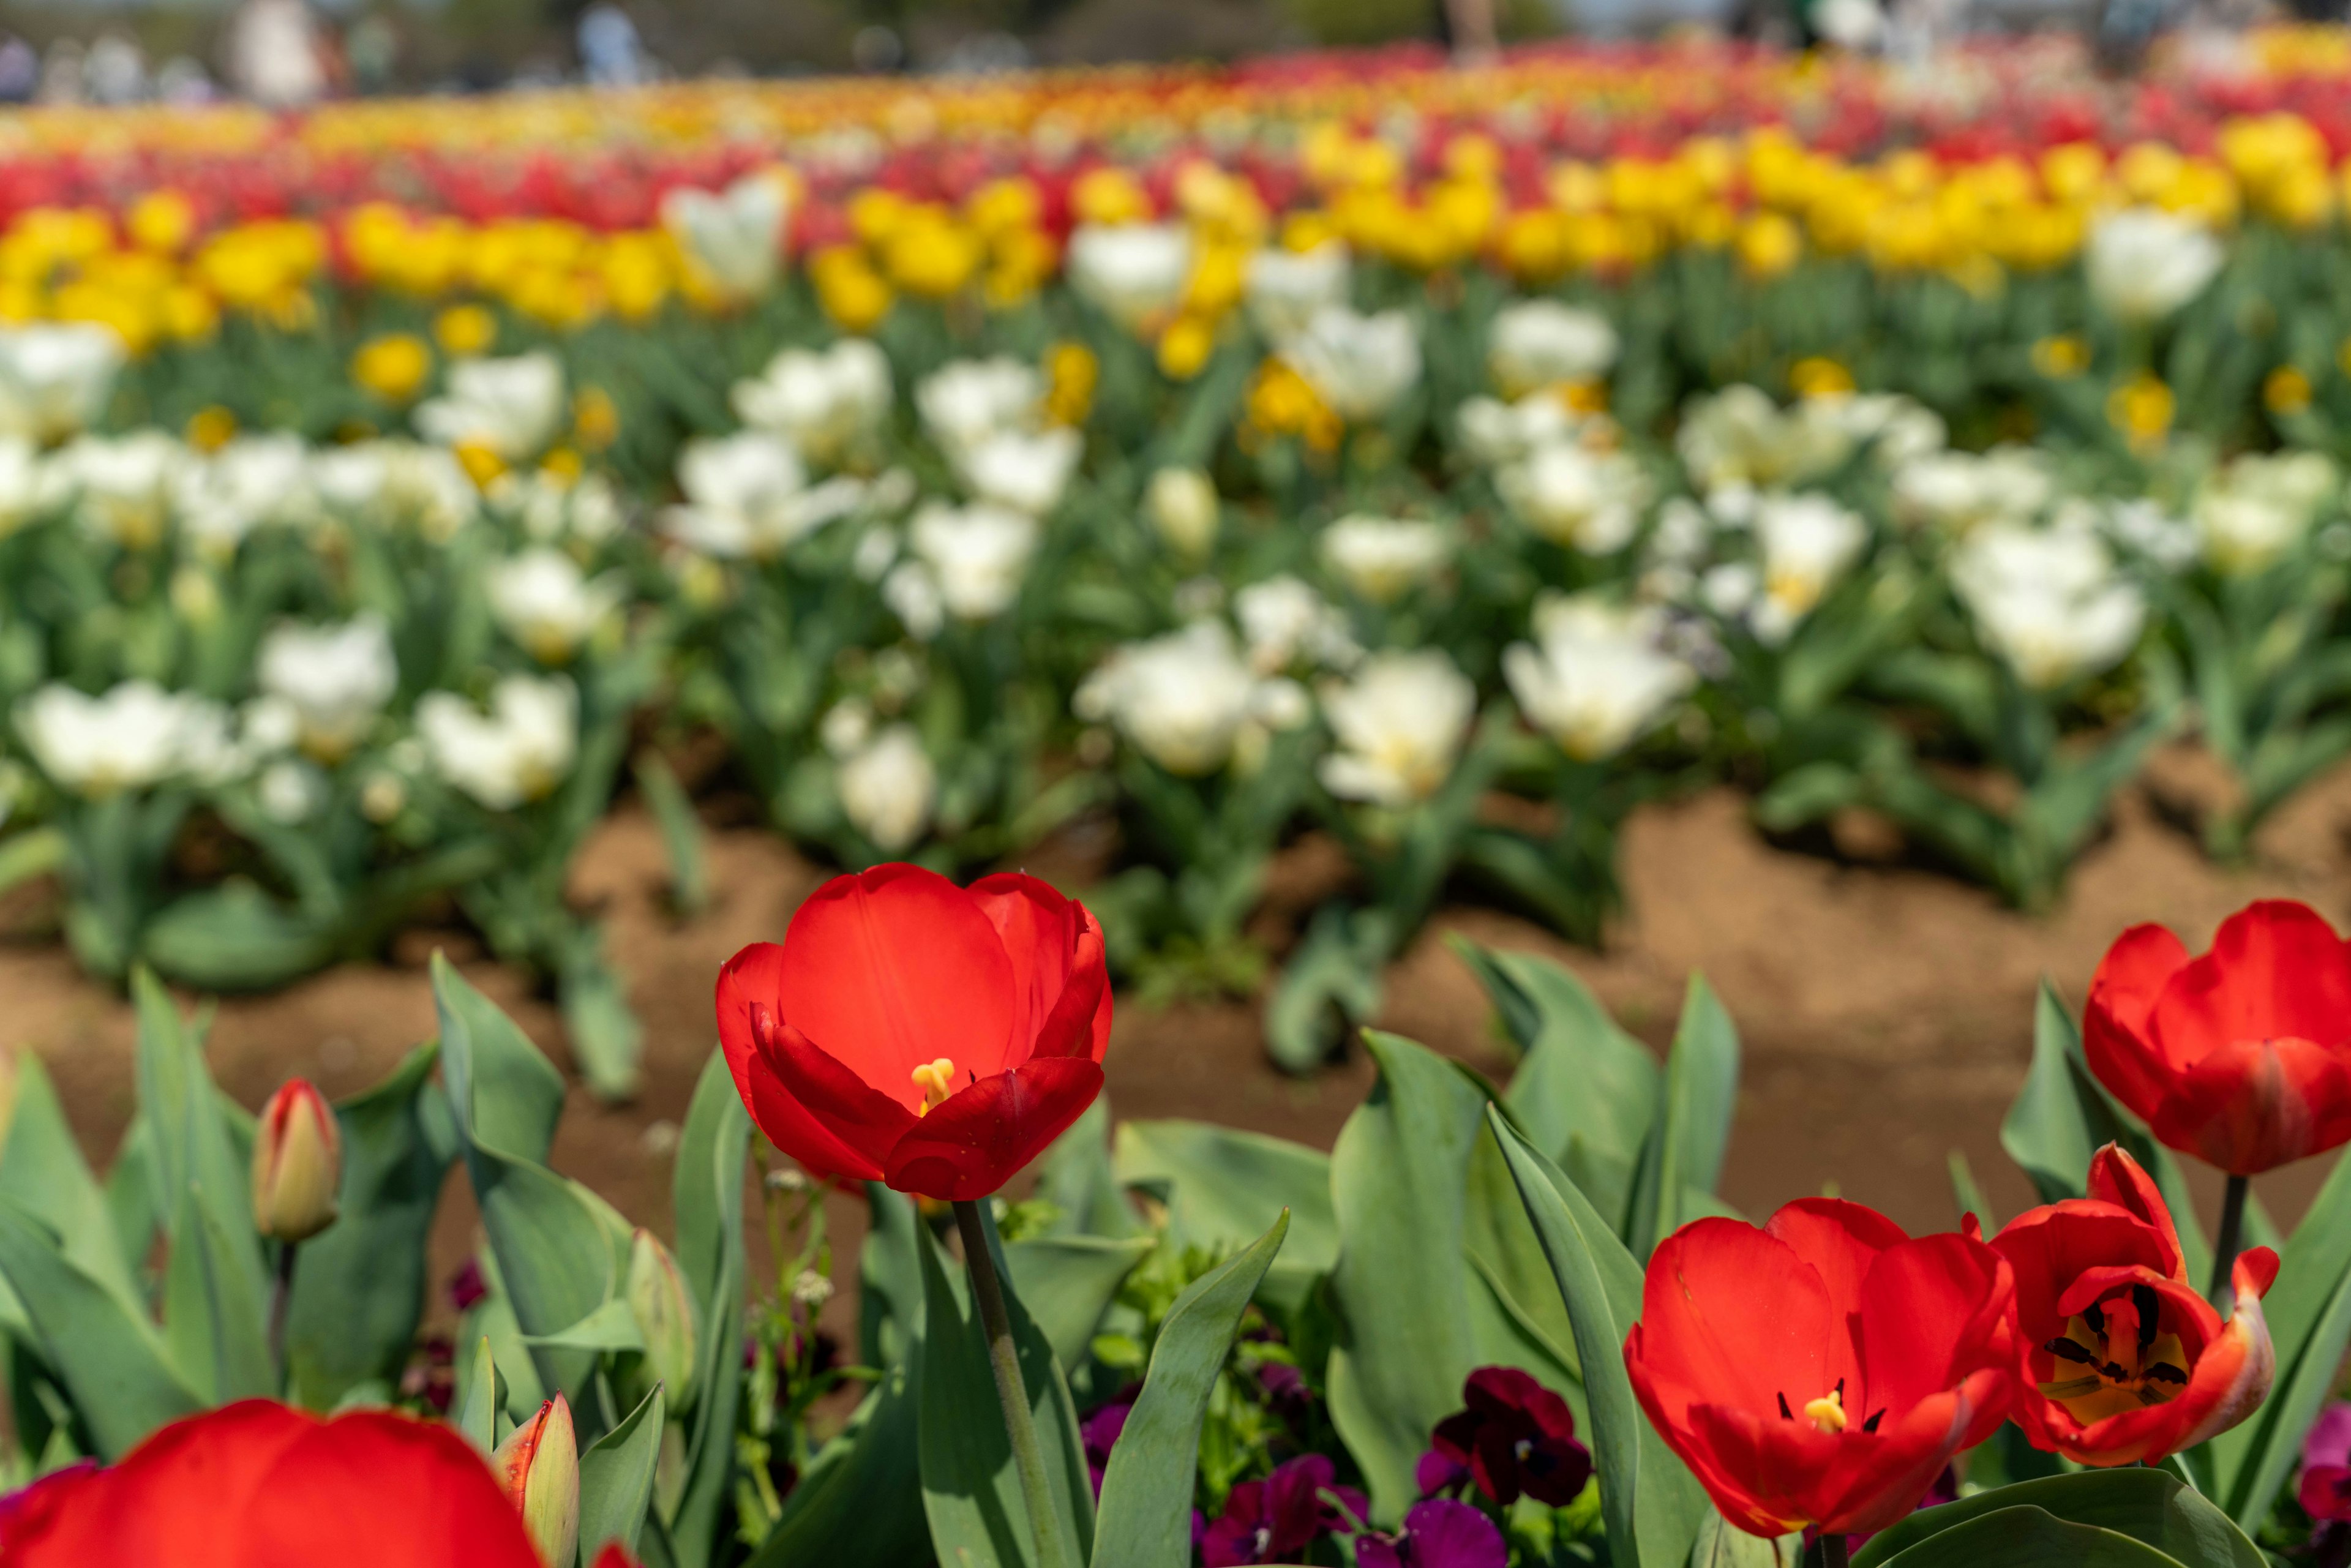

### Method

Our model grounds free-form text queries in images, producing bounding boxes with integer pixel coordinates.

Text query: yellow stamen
[910,1059,957,1116]
[1802,1389,1847,1435]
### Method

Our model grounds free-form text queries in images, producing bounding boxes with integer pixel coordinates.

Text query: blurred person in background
[345,13,398,95]
[578,2,645,86]
[228,0,327,106]
[0,36,36,102]
[85,28,148,103]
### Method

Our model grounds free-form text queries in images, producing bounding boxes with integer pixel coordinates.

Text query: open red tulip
[1623,1199,2015,1539]
[717,863,1112,1201]
[2085,899,2351,1176]
[1991,1144,2278,1466]
[0,1400,544,1567]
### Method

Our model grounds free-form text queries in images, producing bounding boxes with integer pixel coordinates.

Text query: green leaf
[670,1049,751,1312]
[432,951,566,1165]
[1004,1236,1154,1375]
[132,970,266,1308]
[659,1049,753,1567]
[1869,1507,2191,1567]
[1687,1510,1799,1567]
[0,1053,146,1315]
[140,883,336,992]
[1851,1469,2261,1568]
[860,1184,926,1373]
[1456,937,1659,1188]
[160,1181,274,1405]
[559,936,643,1103]
[283,1045,456,1410]
[917,1218,1094,1568]
[1092,1213,1289,1568]
[1324,1031,1497,1522]
[633,752,709,917]
[1262,904,1381,1074]
[522,1296,645,1353]
[1030,1100,1142,1240]
[1113,1120,1335,1311]
[0,1198,203,1458]
[748,1367,929,1568]
[1948,1150,1998,1234]
[456,1335,506,1455]
[1627,976,1739,1258]
[579,1382,667,1565]
[1486,1106,1710,1568]
[2208,1141,2351,1526]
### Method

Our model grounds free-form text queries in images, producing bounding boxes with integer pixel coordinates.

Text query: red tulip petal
[883,1056,1105,1202]
[2162,901,2351,1065]
[759,1008,923,1178]
[779,863,1018,1092]
[1675,1398,1843,1536]
[969,872,1113,1062]
[5,1400,316,1565]
[1990,1201,2174,1341]
[727,1008,890,1182]
[1632,1217,1836,1426]
[2083,1145,2184,1281]
[716,942,787,1115]
[1808,1373,2004,1536]
[2150,1033,2351,1175]
[1765,1199,1908,1321]
[2083,923,2191,1125]
[2236,1244,2282,1300]
[1851,1233,2011,1416]
[244,1410,544,1567]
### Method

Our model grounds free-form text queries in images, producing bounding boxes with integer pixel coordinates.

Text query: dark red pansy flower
[1199,1454,1367,1567]
[1423,1366,1592,1507]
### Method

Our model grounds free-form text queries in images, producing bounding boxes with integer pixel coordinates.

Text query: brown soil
[14,741,2351,1335]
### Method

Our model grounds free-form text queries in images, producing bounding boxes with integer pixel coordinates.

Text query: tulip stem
[953,1200,1072,1568]
[268,1242,299,1386]
[2210,1174,2249,1317]
[1817,1534,1850,1568]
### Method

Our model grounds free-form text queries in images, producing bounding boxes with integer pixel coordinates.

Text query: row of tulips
[8,876,2351,1568]
[16,180,2351,1078]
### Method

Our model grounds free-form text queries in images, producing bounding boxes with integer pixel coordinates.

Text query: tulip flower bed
[8,876,2351,1568]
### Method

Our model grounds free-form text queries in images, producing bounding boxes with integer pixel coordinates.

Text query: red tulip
[2085,899,2351,1176]
[717,864,1112,1201]
[1990,1145,2278,1466]
[1623,1199,2014,1539]
[0,1400,542,1567]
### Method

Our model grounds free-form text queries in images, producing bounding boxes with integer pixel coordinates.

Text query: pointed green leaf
[670,1050,751,1313]
[1092,1212,1289,1568]
[132,969,265,1304]
[0,1054,144,1314]
[579,1382,667,1564]
[1628,976,1738,1257]
[1870,1507,2192,1567]
[748,1367,928,1567]
[161,1183,274,1404]
[1850,1469,2260,1568]
[1030,1100,1142,1240]
[456,1335,506,1455]
[0,1198,203,1458]
[1487,1106,1710,1568]
[1114,1119,1335,1311]
[1004,1235,1154,1374]
[1457,937,1659,1180]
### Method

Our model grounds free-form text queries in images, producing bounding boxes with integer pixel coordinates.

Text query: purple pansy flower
[2301,1402,2351,1521]
[1355,1498,1509,1568]
[1421,1367,1592,1507]
[1199,1454,1367,1566]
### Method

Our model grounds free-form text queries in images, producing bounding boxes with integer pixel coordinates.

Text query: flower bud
[626,1228,699,1412]
[1146,466,1219,560]
[250,1079,342,1243]
[494,1394,580,1568]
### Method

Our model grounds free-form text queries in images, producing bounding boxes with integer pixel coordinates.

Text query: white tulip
[907,501,1040,621]
[1317,649,1475,807]
[2087,209,2224,322]
[1954,520,2145,688]
[257,759,324,825]
[0,437,47,537]
[1284,305,1421,424]
[1076,620,1302,776]
[1891,446,2053,533]
[1067,223,1193,332]
[1234,575,1359,674]
[177,433,313,556]
[663,432,864,559]
[1503,595,1695,761]
[1677,385,1856,495]
[500,467,623,546]
[489,548,624,664]
[54,432,191,551]
[1457,394,1584,468]
[1244,241,1350,343]
[2193,450,2338,575]
[957,426,1081,516]
[0,324,124,445]
[16,680,231,796]
[1487,301,1618,399]
[731,339,893,464]
[416,675,579,810]
[414,352,566,463]
[1319,514,1450,604]
[917,358,1045,456]
[1145,467,1220,559]
[881,560,946,640]
[661,171,790,304]
[258,614,399,760]
[1498,443,1651,554]
[837,724,936,852]
[1755,492,1870,625]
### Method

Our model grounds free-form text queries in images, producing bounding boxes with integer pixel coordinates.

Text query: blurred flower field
[9,28,2351,1097]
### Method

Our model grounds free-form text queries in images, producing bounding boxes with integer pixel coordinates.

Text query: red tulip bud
[250,1079,342,1243]
[493,1394,579,1568]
